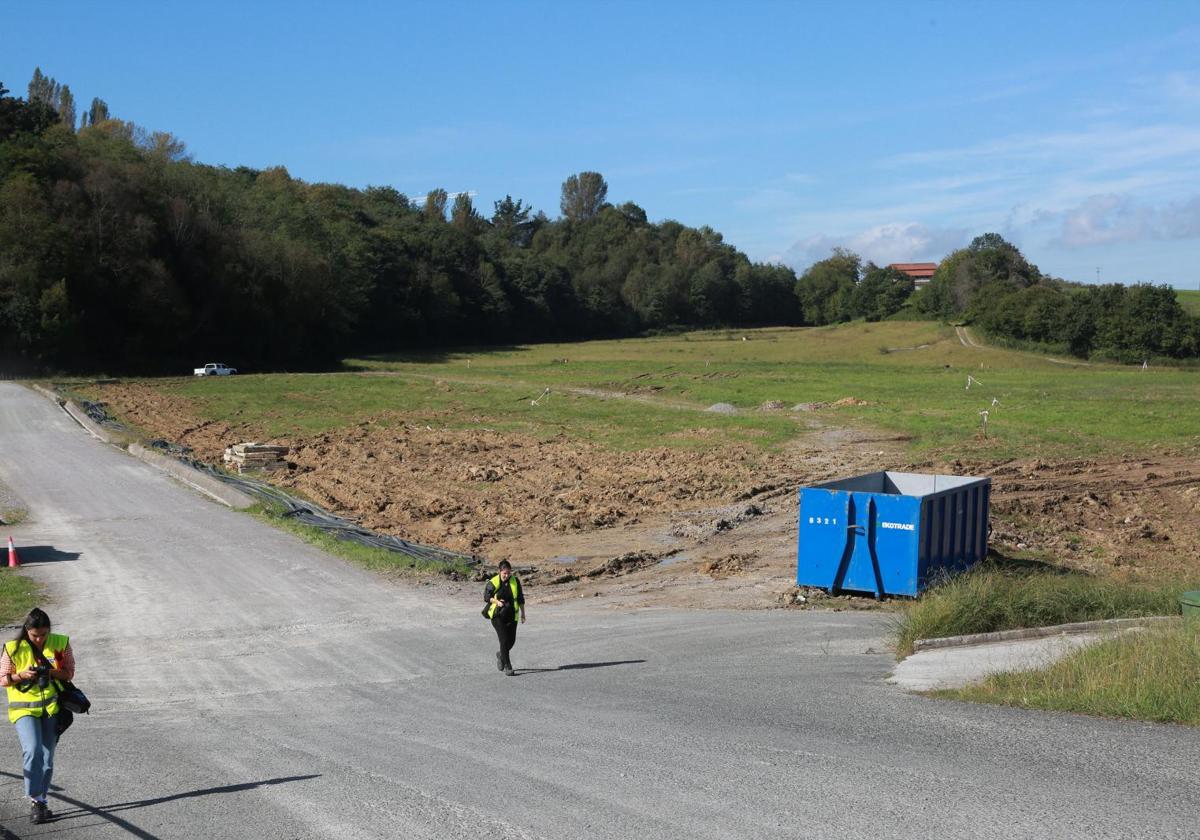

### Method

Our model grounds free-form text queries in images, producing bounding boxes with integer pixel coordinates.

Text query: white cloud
[411,190,477,203]
[882,125,1200,178]
[778,222,969,271]
[1052,193,1200,247]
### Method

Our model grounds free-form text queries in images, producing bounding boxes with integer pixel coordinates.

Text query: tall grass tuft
[248,502,477,579]
[0,569,42,624]
[894,567,1186,657]
[939,621,1200,725]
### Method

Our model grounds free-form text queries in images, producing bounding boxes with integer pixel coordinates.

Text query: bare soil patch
[953,455,1200,580]
[88,382,1200,610]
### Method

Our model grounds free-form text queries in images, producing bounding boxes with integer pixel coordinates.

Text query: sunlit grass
[1177,289,1200,316]
[344,322,1200,458]
[893,565,1188,657]
[78,321,1200,460]
[0,569,42,625]
[935,620,1200,726]
[161,371,801,452]
[247,502,477,578]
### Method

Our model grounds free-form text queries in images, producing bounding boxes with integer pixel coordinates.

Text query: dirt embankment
[969,456,1200,579]
[87,382,1200,609]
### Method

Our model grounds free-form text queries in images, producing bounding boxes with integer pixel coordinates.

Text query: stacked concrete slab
[223,443,289,473]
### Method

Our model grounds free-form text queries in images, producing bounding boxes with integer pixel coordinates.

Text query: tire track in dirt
[957,325,1091,366]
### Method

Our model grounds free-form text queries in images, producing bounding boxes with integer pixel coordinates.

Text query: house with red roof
[888,262,937,287]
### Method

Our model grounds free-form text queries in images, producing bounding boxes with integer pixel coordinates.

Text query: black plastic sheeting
[186,454,479,569]
[79,399,127,430]
[63,391,478,569]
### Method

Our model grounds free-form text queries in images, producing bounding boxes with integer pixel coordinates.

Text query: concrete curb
[912,615,1178,651]
[28,383,60,404]
[62,398,124,444]
[27,384,123,445]
[128,443,257,510]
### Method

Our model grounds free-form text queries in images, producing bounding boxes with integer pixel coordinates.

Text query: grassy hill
[82,321,1200,462]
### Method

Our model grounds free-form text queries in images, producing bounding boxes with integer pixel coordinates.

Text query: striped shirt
[0,643,76,683]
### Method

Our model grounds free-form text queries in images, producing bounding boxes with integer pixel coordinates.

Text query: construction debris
[223,443,289,473]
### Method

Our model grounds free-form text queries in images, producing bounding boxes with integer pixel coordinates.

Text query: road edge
[127,443,257,510]
[912,615,1177,651]
[25,383,256,510]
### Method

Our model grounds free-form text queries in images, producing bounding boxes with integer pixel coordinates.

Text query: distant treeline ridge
[1,70,1196,373]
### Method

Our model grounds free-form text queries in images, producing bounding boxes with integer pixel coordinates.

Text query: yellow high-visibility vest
[5,634,68,724]
[486,575,522,622]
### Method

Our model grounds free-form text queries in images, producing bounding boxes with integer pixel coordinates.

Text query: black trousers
[492,616,518,668]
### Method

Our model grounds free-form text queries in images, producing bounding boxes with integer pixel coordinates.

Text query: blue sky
[4,1,1200,286]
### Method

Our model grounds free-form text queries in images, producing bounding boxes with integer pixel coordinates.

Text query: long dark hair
[12,607,51,662]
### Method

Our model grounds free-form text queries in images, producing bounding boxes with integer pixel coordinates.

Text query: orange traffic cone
[7,537,18,568]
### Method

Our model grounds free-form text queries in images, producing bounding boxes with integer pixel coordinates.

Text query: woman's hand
[14,668,33,682]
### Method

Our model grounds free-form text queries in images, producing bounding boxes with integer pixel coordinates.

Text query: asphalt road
[0,381,1196,839]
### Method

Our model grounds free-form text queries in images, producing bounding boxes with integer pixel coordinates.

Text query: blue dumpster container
[796,471,990,598]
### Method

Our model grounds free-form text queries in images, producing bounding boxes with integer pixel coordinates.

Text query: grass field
[140,321,1200,461]
[1177,289,1200,316]
[935,620,1200,726]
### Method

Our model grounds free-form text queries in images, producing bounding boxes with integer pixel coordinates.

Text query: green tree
[450,192,482,233]
[921,233,1040,318]
[80,97,110,129]
[0,81,57,140]
[794,248,860,324]
[27,68,56,106]
[26,68,75,130]
[57,85,76,131]
[423,188,448,221]
[560,171,608,222]
[850,264,914,321]
[491,195,532,245]
[142,130,189,162]
[1019,285,1069,343]
[734,262,801,325]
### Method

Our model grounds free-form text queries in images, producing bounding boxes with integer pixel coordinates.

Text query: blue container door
[797,489,851,590]
[860,493,921,596]
[798,490,921,597]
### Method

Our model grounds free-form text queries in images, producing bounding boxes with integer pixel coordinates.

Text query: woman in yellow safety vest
[0,608,75,825]
[484,560,526,675]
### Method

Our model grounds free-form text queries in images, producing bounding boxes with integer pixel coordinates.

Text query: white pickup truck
[193,363,238,377]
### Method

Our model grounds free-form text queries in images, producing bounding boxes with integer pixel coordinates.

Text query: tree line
[912,233,1200,362]
[1,71,811,374]
[2,70,1195,373]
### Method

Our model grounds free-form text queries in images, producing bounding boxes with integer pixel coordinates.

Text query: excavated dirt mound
[86,381,1200,609]
[281,422,783,556]
[954,455,1200,579]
